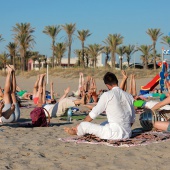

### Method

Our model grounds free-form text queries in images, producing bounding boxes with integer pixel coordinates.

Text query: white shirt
[89,86,135,139]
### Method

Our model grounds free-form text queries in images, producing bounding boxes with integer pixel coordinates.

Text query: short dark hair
[103,72,118,86]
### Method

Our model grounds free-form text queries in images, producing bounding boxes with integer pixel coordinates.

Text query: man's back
[105,86,135,125]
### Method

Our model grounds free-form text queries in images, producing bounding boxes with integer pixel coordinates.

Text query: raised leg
[3,65,12,104]
[132,74,137,96]
[33,75,40,97]
[120,70,128,91]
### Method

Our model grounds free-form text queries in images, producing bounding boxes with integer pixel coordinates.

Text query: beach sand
[0,75,169,170]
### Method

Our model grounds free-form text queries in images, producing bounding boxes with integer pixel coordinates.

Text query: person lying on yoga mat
[0,100,15,123]
[16,85,33,100]
[33,74,87,117]
[0,65,20,123]
[64,72,135,140]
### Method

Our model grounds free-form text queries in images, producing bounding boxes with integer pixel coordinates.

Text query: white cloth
[145,100,170,110]
[77,86,135,140]
[44,98,76,117]
[43,104,55,117]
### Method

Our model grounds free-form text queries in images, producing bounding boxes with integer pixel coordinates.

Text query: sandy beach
[0,75,169,170]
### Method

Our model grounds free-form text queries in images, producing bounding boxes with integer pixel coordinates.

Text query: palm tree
[148,52,161,64]
[137,45,153,69]
[77,29,91,67]
[84,48,90,67]
[43,25,61,68]
[62,23,76,67]
[86,44,103,68]
[102,46,111,68]
[103,34,123,69]
[146,28,163,70]
[55,42,67,66]
[116,46,126,70]
[124,45,135,67]
[161,36,170,47]
[0,52,8,70]
[6,42,17,68]
[12,23,35,71]
[74,49,82,66]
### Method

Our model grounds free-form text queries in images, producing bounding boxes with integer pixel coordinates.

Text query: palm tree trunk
[13,55,15,69]
[153,42,156,70]
[120,57,123,70]
[145,55,148,69]
[10,56,13,65]
[24,56,27,71]
[81,42,85,67]
[105,54,109,68]
[105,57,107,67]
[59,55,62,66]
[52,39,55,68]
[111,52,116,69]
[21,57,24,71]
[86,57,89,67]
[68,38,71,67]
[127,54,130,67]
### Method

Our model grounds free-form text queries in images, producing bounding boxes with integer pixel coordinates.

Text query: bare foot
[79,72,83,77]
[121,70,128,79]
[64,127,77,135]
[2,104,15,119]
[6,65,13,73]
[132,74,136,79]
[9,64,15,71]
[40,73,46,78]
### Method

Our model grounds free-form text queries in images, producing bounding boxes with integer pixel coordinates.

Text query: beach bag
[30,107,50,127]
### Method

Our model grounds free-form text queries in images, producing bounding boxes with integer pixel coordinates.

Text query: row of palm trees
[1,23,170,71]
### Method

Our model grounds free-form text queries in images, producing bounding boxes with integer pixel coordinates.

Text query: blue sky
[0,0,170,63]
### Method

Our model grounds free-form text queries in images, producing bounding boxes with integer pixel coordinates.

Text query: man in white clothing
[64,72,135,140]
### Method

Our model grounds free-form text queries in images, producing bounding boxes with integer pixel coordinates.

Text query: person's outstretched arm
[151,96,170,111]
[58,87,70,102]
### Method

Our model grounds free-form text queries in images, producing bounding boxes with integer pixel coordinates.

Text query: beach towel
[58,130,170,147]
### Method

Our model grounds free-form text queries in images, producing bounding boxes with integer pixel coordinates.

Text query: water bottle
[67,107,72,122]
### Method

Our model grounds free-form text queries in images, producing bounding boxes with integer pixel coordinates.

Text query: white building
[28,54,104,70]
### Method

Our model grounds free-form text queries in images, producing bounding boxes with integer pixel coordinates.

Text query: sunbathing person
[16,85,33,100]
[64,72,135,140]
[1,65,20,123]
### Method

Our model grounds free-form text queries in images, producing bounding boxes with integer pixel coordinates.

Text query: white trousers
[77,121,130,140]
